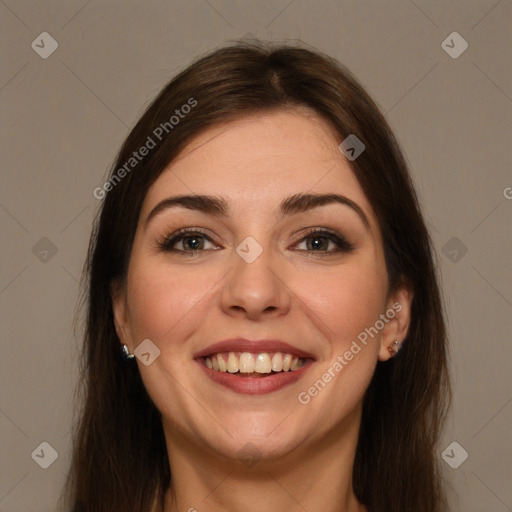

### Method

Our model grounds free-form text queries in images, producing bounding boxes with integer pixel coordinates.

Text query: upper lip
[194,338,316,360]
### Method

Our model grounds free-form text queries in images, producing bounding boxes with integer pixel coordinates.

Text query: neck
[160,406,367,512]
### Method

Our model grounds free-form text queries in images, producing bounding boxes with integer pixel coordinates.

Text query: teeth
[283,354,292,371]
[290,357,303,370]
[227,352,239,373]
[217,353,227,372]
[205,352,306,374]
[239,352,255,373]
[255,353,272,373]
[271,353,283,371]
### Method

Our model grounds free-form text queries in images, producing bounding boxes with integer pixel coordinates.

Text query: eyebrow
[144,192,370,229]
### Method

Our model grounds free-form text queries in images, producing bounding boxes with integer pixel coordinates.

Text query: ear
[111,279,133,352]
[378,279,414,362]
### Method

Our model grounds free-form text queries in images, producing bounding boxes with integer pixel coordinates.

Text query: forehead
[141,109,374,221]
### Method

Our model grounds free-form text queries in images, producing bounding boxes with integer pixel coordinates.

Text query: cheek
[295,259,388,346]
[294,261,387,419]
[125,260,217,343]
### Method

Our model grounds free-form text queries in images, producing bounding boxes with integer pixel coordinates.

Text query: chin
[199,417,311,464]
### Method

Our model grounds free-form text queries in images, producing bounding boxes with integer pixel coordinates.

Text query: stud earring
[121,344,135,360]
[388,340,401,355]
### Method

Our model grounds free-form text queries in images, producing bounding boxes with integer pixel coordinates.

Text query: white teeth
[271,353,283,371]
[239,352,255,373]
[255,353,272,373]
[227,352,239,373]
[205,351,307,374]
[217,353,227,372]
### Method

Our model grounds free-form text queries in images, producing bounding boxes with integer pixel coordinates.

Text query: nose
[220,242,291,321]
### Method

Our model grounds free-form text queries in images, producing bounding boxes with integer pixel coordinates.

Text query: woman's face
[113,109,411,463]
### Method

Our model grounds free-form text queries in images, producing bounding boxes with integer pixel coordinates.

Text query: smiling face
[112,108,412,465]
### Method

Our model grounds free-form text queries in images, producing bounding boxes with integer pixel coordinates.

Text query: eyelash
[157,227,355,256]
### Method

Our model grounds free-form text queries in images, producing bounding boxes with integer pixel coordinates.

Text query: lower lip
[196,359,314,395]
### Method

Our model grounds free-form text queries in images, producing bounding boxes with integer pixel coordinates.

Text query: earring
[121,344,135,360]
[388,340,401,356]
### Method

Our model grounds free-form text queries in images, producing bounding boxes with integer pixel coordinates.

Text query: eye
[158,228,220,254]
[292,228,354,254]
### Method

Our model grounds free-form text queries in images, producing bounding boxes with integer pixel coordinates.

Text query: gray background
[1,1,511,511]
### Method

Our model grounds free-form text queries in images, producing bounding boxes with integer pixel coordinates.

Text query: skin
[112,109,413,512]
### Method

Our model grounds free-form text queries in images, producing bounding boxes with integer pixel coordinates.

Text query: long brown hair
[62,41,451,512]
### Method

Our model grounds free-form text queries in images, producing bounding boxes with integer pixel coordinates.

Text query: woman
[63,41,451,512]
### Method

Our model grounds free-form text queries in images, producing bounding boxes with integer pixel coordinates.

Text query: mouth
[201,351,312,376]
[194,339,316,394]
